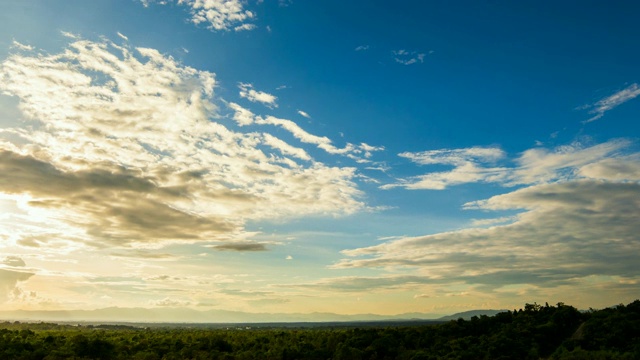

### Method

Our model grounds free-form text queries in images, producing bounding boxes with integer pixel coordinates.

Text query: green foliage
[0,300,638,359]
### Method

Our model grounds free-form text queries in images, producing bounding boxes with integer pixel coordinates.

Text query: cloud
[297,110,311,119]
[584,83,640,122]
[2,256,26,267]
[384,140,629,190]
[577,156,640,181]
[227,102,256,126]
[335,141,640,298]
[206,242,268,252]
[0,37,366,248]
[399,147,506,166]
[383,146,507,190]
[116,32,129,41]
[282,275,435,293]
[393,49,426,65]
[256,115,357,155]
[234,23,257,32]
[10,41,33,51]
[355,45,369,51]
[249,297,290,305]
[262,133,311,161]
[238,83,278,107]
[60,30,79,39]
[109,251,179,259]
[141,0,256,32]
[0,257,34,303]
[338,178,640,291]
[470,216,516,227]
[151,297,191,307]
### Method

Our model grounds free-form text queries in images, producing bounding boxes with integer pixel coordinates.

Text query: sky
[0,0,639,320]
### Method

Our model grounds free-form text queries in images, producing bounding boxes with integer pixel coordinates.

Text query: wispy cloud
[384,140,629,190]
[206,242,268,252]
[234,23,257,32]
[116,32,129,41]
[355,45,370,51]
[238,83,278,108]
[584,83,640,122]
[392,49,426,65]
[10,41,33,51]
[60,30,79,39]
[226,102,381,160]
[141,0,256,32]
[297,110,311,119]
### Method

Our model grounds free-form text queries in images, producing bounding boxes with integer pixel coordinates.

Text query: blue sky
[0,0,639,319]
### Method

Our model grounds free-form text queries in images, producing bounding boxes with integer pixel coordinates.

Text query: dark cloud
[208,242,268,252]
[0,149,239,246]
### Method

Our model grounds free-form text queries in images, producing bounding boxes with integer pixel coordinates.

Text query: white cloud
[0,37,366,249]
[116,32,129,41]
[10,41,34,51]
[234,23,257,32]
[584,83,640,122]
[297,110,311,119]
[262,133,311,160]
[142,0,256,32]
[359,143,384,158]
[393,49,426,65]
[228,102,256,126]
[355,45,369,51]
[238,83,278,108]
[400,147,505,166]
[60,31,79,39]
[385,140,629,190]
[257,115,355,155]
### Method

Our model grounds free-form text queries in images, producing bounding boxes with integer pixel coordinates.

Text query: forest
[0,300,638,360]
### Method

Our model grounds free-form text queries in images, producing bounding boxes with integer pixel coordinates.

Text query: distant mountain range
[0,307,507,324]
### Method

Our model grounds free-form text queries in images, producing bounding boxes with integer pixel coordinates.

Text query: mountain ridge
[0,307,505,324]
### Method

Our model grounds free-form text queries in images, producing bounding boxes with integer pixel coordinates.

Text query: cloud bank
[339,146,640,297]
[0,37,365,249]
